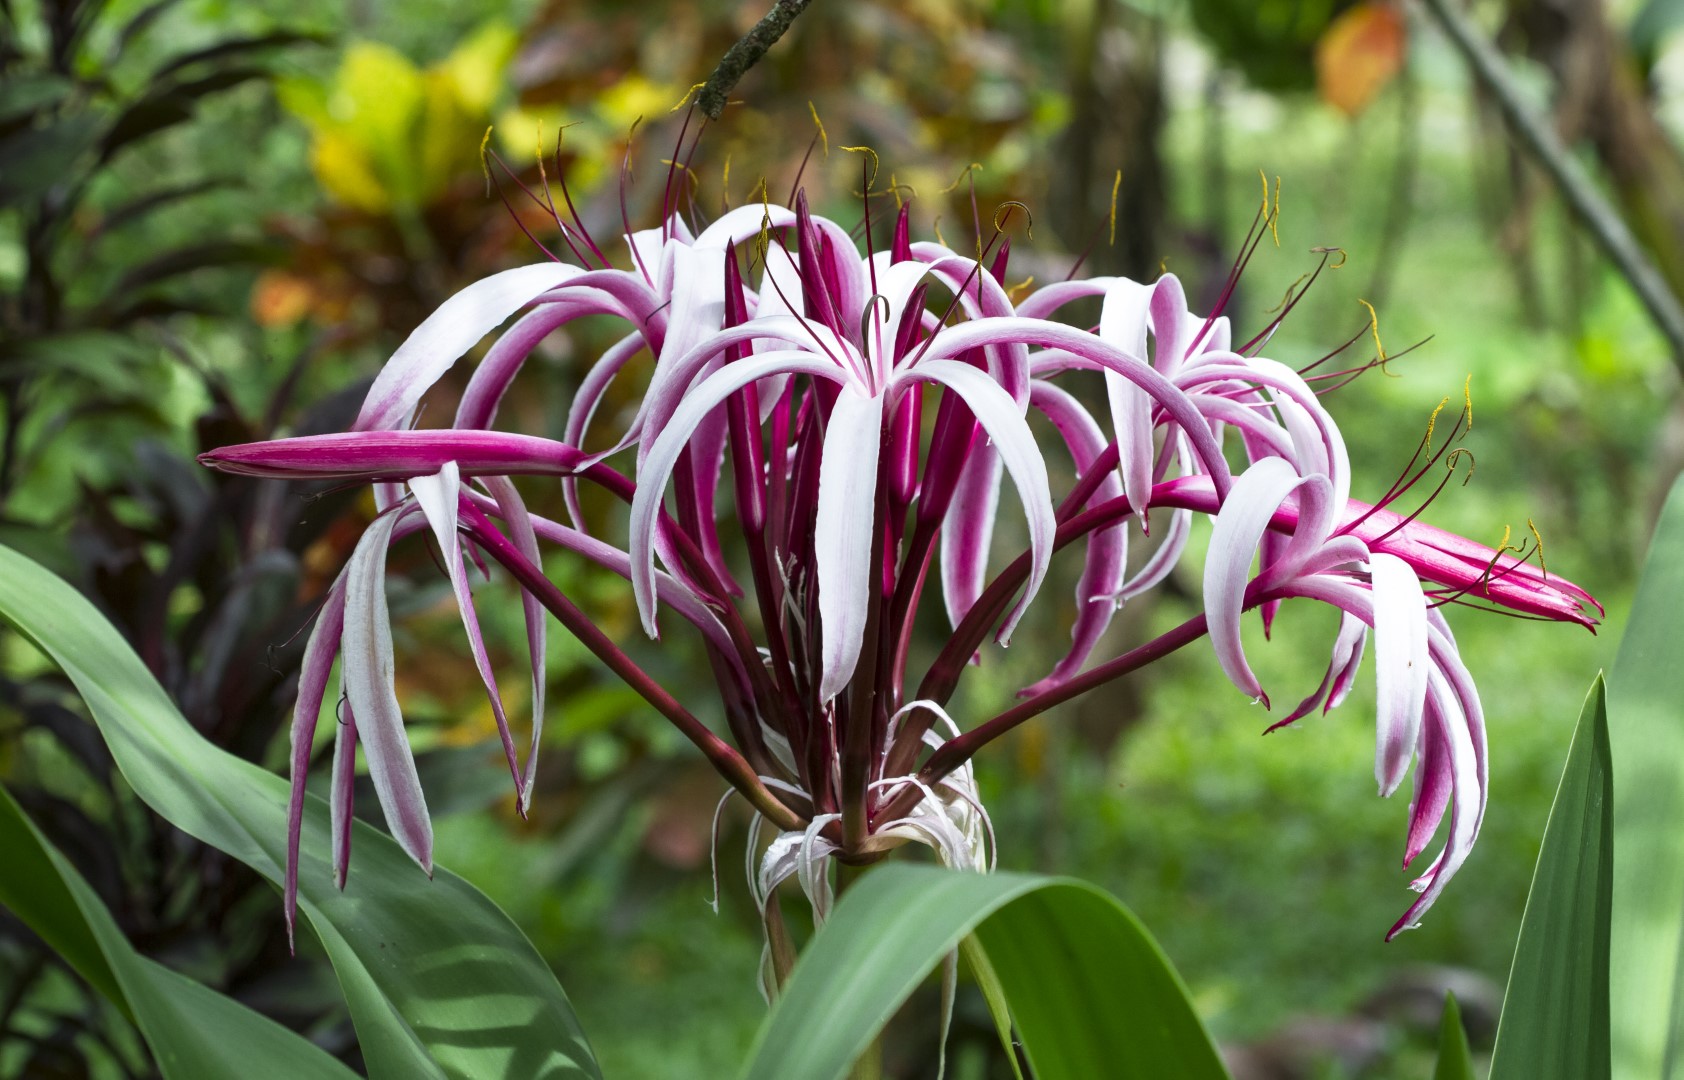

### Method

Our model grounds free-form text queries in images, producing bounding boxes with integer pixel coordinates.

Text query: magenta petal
[815,389,886,702]
[200,430,590,480]
[1370,552,1430,798]
[409,464,524,801]
[341,508,433,874]
[355,263,583,432]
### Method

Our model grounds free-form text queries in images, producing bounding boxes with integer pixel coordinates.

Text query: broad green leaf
[0,785,358,1079]
[739,865,1227,1080]
[1491,676,1612,1080]
[0,544,600,1079]
[1609,474,1684,1080]
[1435,993,1475,1080]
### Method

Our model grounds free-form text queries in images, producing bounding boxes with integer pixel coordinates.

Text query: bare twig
[1412,0,1684,362]
[698,0,816,120]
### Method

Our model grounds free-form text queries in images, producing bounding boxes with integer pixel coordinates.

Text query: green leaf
[739,865,1228,1080]
[1490,675,1612,1079]
[1435,993,1476,1080]
[1609,473,1684,1079]
[0,544,601,1079]
[0,784,359,1079]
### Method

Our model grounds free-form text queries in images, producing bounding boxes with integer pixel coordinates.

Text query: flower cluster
[203,155,1599,951]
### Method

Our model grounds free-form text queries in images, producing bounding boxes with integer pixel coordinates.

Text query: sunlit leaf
[740,865,1228,1080]
[0,544,602,1079]
[1435,993,1475,1080]
[1489,675,1611,1079]
[0,784,359,1079]
[1607,473,1684,1077]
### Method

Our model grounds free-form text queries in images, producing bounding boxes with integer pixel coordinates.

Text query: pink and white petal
[355,263,583,431]
[1147,273,1191,373]
[908,360,1056,644]
[330,691,357,889]
[286,574,346,943]
[1013,277,1115,320]
[1021,380,1125,692]
[410,464,522,797]
[341,508,433,873]
[1387,668,1481,938]
[693,203,798,249]
[1404,699,1453,866]
[560,331,646,525]
[1099,279,1154,517]
[1270,610,1367,730]
[1116,505,1191,603]
[939,442,1002,632]
[816,389,886,702]
[630,353,845,635]
[1202,456,1304,703]
[482,477,548,814]
[1370,552,1430,797]
[913,318,1233,497]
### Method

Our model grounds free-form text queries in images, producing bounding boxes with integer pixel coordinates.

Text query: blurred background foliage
[2,0,1681,1076]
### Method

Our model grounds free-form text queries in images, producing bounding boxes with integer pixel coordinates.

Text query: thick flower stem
[462,502,804,832]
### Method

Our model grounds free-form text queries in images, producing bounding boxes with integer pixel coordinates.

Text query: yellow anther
[479,126,494,196]
[1358,298,1390,374]
[808,101,829,157]
[721,154,732,209]
[670,82,708,112]
[534,118,549,190]
[1462,374,1473,432]
[941,163,984,194]
[1258,170,1281,246]
[1108,169,1122,247]
[1007,274,1036,304]
[993,200,1032,240]
[1424,395,1450,454]
[1312,245,1348,269]
[932,214,947,249]
[1527,519,1547,577]
[840,145,880,191]
[889,171,904,210]
[1159,257,1170,276]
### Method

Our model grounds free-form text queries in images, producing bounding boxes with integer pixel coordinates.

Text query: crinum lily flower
[203,145,1598,964]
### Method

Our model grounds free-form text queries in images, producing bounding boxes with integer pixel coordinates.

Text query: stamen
[1258,169,1282,247]
[670,82,709,112]
[1357,298,1392,375]
[1527,518,1547,578]
[479,126,494,197]
[993,200,1032,240]
[808,101,830,158]
[1108,169,1121,247]
[840,145,880,192]
[1312,245,1348,269]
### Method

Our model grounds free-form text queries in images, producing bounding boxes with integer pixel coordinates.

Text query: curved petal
[340,508,432,873]
[630,353,844,635]
[409,463,524,804]
[1370,552,1430,797]
[939,441,1002,632]
[355,263,583,431]
[285,574,346,943]
[1021,380,1126,693]
[1203,456,1304,703]
[1099,278,1155,520]
[693,203,797,249]
[905,359,1055,645]
[481,477,548,815]
[816,389,886,702]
